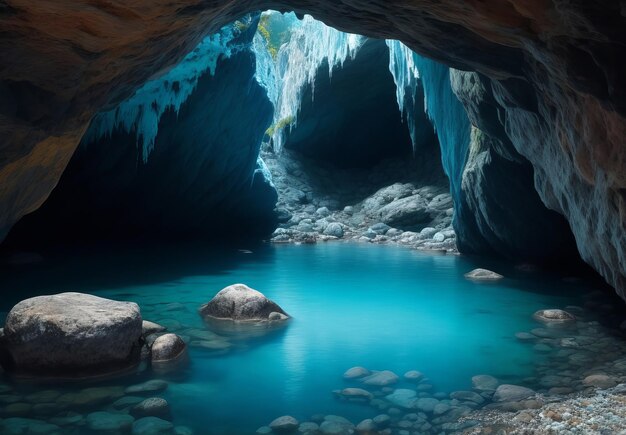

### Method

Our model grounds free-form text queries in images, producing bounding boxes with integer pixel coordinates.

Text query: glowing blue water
[0,243,587,433]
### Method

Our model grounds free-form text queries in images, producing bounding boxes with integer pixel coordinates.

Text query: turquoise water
[0,242,592,433]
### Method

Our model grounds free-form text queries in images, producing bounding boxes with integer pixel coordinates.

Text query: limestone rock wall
[450,70,580,264]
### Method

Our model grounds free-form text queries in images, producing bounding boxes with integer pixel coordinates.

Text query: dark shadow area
[0,240,276,312]
[4,41,277,249]
[282,39,422,170]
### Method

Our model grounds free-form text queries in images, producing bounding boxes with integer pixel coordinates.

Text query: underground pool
[0,242,623,434]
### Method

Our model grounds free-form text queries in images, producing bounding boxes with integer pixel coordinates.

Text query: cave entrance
[255,11,455,245]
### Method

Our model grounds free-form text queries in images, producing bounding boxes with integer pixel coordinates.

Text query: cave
[0,3,626,435]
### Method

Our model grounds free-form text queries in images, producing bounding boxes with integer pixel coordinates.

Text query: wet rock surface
[1,292,142,375]
[464,268,503,282]
[199,284,289,322]
[533,309,576,324]
[150,334,187,363]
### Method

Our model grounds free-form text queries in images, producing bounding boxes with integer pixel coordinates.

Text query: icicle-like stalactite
[386,41,421,146]
[386,40,472,223]
[253,12,365,152]
[85,16,256,162]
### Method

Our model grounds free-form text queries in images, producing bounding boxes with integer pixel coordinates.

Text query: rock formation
[450,70,581,264]
[0,1,625,297]
[0,293,142,375]
[199,283,289,322]
[150,334,187,363]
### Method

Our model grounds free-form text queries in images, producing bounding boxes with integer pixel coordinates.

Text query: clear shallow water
[0,242,598,433]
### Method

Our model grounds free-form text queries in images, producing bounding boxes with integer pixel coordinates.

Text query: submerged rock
[269,312,289,321]
[151,334,187,363]
[403,370,424,382]
[385,389,416,408]
[131,397,170,420]
[472,374,499,392]
[298,422,320,433]
[319,416,355,434]
[86,411,135,432]
[361,370,399,386]
[269,415,299,433]
[56,386,125,407]
[142,321,167,335]
[464,268,503,281]
[433,403,451,415]
[338,388,373,400]
[372,414,390,427]
[582,374,617,389]
[414,397,439,413]
[199,284,289,322]
[355,419,376,433]
[492,384,535,402]
[515,332,536,341]
[533,309,576,324]
[450,390,484,404]
[343,367,370,379]
[1,418,62,435]
[113,396,145,410]
[132,417,174,435]
[125,380,169,395]
[2,292,142,375]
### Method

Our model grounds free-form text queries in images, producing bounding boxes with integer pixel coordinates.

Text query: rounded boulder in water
[464,268,503,282]
[533,309,576,324]
[2,292,142,375]
[269,416,299,433]
[151,334,187,364]
[199,284,289,322]
[360,370,399,386]
[343,366,370,379]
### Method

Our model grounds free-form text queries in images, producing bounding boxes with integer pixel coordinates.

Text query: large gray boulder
[1,292,142,374]
[199,284,289,322]
[377,195,433,229]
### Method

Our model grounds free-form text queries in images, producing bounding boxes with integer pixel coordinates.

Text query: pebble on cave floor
[263,148,458,253]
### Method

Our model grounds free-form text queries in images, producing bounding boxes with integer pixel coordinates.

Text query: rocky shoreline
[263,150,457,253]
[465,384,626,434]
[258,381,626,434]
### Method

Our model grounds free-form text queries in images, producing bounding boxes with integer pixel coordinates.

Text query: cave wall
[450,70,580,264]
[1,1,625,297]
[4,41,277,245]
